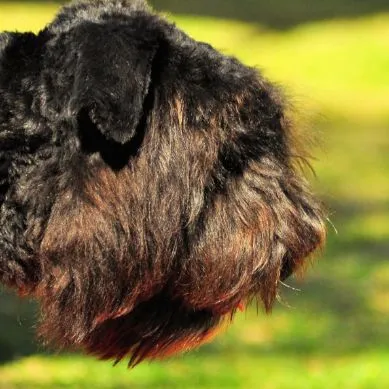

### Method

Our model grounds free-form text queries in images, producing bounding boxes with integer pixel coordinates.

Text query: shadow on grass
[0,290,38,364]
[149,0,389,28]
[11,0,389,28]
[324,199,389,260]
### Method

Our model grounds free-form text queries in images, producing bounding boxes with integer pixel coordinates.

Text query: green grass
[1,3,389,389]
[152,0,389,28]
[2,352,389,388]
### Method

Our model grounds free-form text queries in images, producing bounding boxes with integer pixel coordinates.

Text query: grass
[1,3,389,389]
[152,0,389,28]
[2,352,389,388]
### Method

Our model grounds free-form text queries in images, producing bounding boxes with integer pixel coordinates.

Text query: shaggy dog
[0,0,325,366]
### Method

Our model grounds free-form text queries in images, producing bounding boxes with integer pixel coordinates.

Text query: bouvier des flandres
[0,0,325,366]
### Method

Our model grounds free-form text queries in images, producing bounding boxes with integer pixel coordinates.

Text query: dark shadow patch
[149,0,389,29]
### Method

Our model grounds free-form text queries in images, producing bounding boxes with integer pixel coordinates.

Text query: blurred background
[0,1,388,388]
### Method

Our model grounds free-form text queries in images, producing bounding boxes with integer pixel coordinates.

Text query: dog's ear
[70,22,158,144]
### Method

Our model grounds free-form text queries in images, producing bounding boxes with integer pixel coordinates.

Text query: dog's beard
[55,291,225,367]
[26,97,325,365]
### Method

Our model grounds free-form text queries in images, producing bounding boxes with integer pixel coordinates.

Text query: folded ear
[70,22,158,144]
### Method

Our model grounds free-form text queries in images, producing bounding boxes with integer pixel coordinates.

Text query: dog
[0,0,325,366]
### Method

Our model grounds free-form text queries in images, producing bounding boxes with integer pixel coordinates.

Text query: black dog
[0,0,325,366]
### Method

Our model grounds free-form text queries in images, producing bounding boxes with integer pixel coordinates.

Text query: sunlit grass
[0,2,58,32]
[2,352,389,389]
[173,13,389,125]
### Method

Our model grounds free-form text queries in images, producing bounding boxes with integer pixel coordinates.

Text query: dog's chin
[41,290,229,367]
[39,261,301,367]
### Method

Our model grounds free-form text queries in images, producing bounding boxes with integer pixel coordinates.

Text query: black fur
[0,0,325,366]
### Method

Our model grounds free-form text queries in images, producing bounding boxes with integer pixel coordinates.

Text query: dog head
[0,0,325,365]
